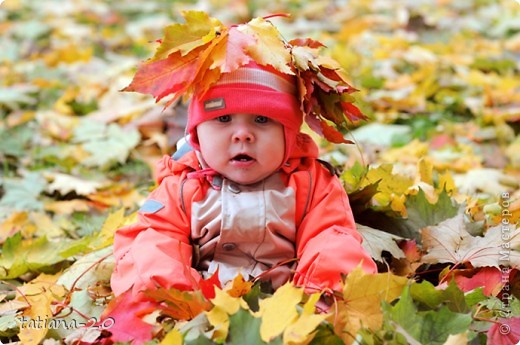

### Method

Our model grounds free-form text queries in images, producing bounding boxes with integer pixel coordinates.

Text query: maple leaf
[199,268,222,300]
[45,172,107,196]
[152,11,224,60]
[421,213,520,268]
[0,232,89,279]
[205,287,245,341]
[238,17,292,74]
[320,121,352,144]
[357,224,406,262]
[226,274,253,298]
[122,49,201,103]
[16,273,67,345]
[210,27,254,73]
[256,282,303,342]
[383,286,472,345]
[336,267,408,344]
[282,293,327,344]
[73,119,140,169]
[0,172,46,212]
[450,267,504,297]
[100,291,156,344]
[146,287,211,320]
[487,317,520,345]
[53,247,114,339]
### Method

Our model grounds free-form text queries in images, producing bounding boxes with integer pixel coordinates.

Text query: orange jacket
[111,133,376,298]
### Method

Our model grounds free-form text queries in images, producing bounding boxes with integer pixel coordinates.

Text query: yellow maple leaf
[211,288,241,315]
[206,306,230,341]
[16,273,67,345]
[0,212,28,244]
[238,17,292,74]
[359,164,414,209]
[206,288,245,341]
[153,11,224,60]
[98,208,128,246]
[337,267,408,344]
[160,329,183,345]
[283,293,327,345]
[256,282,303,342]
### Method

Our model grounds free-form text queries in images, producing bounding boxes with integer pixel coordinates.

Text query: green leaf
[184,334,216,345]
[442,279,468,313]
[409,281,444,309]
[361,187,460,241]
[0,172,47,211]
[383,286,419,336]
[227,309,278,345]
[73,120,140,169]
[0,124,33,158]
[309,324,344,345]
[415,307,471,345]
[0,314,19,337]
[410,280,468,313]
[464,288,487,308]
[0,232,89,279]
[385,286,472,345]
[404,188,459,231]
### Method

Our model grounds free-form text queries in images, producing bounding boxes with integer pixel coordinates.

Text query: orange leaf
[226,274,253,298]
[122,49,200,102]
[145,287,211,320]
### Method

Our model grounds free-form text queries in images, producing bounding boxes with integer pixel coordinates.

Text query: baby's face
[196,113,285,185]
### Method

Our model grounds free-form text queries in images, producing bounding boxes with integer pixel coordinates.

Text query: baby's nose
[232,126,255,143]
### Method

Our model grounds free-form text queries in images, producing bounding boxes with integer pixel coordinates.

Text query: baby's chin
[220,171,269,186]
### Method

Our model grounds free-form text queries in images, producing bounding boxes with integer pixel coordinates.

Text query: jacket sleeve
[110,173,201,299]
[292,161,377,294]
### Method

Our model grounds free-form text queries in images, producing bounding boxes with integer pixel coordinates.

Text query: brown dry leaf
[422,213,520,268]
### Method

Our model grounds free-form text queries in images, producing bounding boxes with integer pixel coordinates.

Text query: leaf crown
[123,11,367,144]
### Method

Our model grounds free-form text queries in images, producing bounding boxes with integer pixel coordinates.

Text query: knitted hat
[187,61,303,163]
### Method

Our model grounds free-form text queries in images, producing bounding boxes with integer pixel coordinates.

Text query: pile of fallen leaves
[0,0,519,344]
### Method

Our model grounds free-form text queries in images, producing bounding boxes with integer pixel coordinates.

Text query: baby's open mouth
[232,154,253,162]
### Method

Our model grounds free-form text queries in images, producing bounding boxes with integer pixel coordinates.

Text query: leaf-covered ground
[0,0,519,344]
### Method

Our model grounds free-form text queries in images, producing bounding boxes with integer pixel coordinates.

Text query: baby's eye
[216,115,231,122]
[255,116,269,124]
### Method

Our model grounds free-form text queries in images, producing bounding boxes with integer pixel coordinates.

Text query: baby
[110,61,376,300]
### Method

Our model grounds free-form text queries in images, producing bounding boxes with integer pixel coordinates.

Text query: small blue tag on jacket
[139,199,165,214]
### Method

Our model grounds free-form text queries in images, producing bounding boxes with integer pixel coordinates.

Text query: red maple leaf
[100,291,157,344]
[199,268,222,299]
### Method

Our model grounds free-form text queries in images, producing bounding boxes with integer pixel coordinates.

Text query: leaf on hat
[122,49,200,102]
[123,10,367,144]
[238,17,292,74]
[152,11,224,60]
[211,27,254,73]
